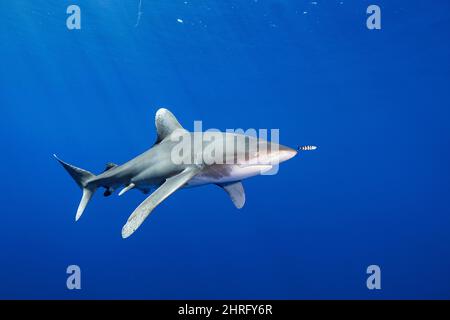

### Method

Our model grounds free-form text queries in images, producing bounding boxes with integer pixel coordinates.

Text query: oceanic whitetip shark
[55,108,315,238]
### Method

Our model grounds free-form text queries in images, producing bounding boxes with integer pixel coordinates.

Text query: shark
[55,108,314,238]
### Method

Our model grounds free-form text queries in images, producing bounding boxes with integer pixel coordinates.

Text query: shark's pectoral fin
[217,181,245,209]
[121,166,202,238]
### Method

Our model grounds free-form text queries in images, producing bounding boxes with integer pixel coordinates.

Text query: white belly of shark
[187,164,273,186]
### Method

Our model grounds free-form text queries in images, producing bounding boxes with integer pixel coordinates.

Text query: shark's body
[56,108,310,238]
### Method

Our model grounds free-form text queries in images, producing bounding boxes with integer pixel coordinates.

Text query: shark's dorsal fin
[217,181,245,209]
[155,108,185,143]
[104,162,118,172]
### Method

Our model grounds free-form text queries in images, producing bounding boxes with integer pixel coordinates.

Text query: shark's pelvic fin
[119,183,135,196]
[154,108,186,143]
[54,154,97,221]
[104,187,114,197]
[121,166,202,238]
[217,181,246,209]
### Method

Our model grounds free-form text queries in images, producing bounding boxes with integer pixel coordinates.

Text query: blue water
[1,0,449,299]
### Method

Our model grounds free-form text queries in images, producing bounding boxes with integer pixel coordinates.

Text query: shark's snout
[277,145,298,163]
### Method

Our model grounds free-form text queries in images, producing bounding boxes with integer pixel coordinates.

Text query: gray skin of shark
[55,108,301,239]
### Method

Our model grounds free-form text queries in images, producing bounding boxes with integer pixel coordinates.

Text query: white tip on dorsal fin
[121,166,202,239]
[119,183,135,196]
[155,108,185,143]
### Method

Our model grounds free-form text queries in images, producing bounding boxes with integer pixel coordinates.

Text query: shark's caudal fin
[54,154,97,221]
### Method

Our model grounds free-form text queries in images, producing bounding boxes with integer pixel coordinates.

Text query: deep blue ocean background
[0,0,449,299]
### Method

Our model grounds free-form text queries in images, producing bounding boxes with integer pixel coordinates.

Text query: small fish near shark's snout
[55,108,316,238]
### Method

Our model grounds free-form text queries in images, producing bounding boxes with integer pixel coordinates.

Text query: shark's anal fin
[216,181,245,209]
[121,166,202,238]
[54,154,97,221]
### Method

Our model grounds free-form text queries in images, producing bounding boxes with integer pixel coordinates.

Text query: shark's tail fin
[54,154,97,221]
